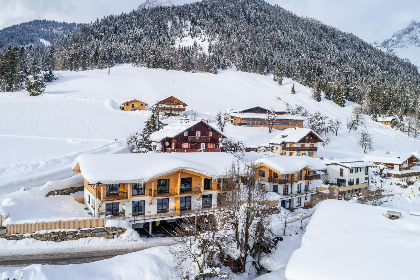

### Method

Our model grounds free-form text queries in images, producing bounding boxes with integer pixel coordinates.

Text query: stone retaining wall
[46,186,84,197]
[0,227,126,242]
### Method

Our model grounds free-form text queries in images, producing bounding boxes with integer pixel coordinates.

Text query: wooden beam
[178,172,181,195]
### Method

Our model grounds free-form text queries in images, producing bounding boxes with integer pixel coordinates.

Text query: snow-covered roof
[267,128,323,145]
[377,116,395,122]
[72,152,241,184]
[362,151,418,165]
[286,200,420,280]
[150,120,200,141]
[230,113,306,120]
[252,156,326,174]
[325,159,374,169]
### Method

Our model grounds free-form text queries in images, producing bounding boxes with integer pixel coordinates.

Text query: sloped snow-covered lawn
[1,65,419,194]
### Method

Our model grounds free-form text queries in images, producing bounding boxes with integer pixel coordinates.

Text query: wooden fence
[6,218,105,235]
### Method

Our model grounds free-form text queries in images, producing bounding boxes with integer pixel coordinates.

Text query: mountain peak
[138,0,173,10]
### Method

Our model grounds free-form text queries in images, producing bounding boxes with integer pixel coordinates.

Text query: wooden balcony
[268,177,288,184]
[150,189,177,198]
[98,191,129,202]
[282,146,317,151]
[305,174,321,180]
[179,186,203,196]
[165,148,221,153]
[188,136,211,142]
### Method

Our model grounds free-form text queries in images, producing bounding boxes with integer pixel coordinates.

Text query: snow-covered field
[1,64,419,194]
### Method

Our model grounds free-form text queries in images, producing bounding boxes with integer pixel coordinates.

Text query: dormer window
[196,131,201,137]
[184,131,188,136]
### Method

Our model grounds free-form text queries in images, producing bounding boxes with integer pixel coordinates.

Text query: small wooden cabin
[120,99,148,111]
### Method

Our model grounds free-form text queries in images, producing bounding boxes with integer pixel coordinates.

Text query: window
[304,184,309,192]
[297,197,302,206]
[349,179,355,186]
[106,202,120,215]
[180,196,191,211]
[301,144,305,147]
[209,131,212,136]
[202,194,212,208]
[273,172,278,178]
[157,179,169,194]
[298,171,302,181]
[356,178,359,185]
[132,200,145,216]
[208,143,214,148]
[284,174,289,181]
[88,194,90,205]
[340,168,343,177]
[183,143,189,148]
[365,167,368,175]
[283,185,288,195]
[132,183,145,196]
[273,185,279,193]
[184,131,188,136]
[106,184,119,196]
[354,168,358,173]
[297,183,302,193]
[157,198,169,213]
[204,178,212,190]
[365,177,368,180]
[180,177,192,193]
[196,131,201,137]
[310,144,314,147]
[259,170,266,177]
[350,168,354,173]
[132,104,134,108]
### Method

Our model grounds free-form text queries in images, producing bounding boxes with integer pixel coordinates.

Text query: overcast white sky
[0,0,419,43]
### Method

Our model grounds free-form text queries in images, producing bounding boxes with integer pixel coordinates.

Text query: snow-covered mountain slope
[376,21,420,68]
[0,20,81,49]
[138,0,173,9]
[0,64,419,194]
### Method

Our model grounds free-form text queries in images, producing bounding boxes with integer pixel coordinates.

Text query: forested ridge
[1,0,419,117]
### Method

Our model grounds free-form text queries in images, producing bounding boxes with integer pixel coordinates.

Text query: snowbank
[286,200,420,280]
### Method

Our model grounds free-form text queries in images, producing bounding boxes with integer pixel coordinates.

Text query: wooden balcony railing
[166,148,221,153]
[305,174,321,180]
[282,146,317,151]
[188,136,211,142]
[98,191,128,202]
[268,177,288,184]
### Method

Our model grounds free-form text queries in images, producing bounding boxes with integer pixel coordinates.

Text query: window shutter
[188,143,190,148]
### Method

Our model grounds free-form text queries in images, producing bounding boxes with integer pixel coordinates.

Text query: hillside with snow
[376,21,420,68]
[1,64,419,194]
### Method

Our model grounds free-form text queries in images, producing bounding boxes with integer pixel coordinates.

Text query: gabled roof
[377,116,395,122]
[150,120,225,142]
[233,106,285,115]
[268,128,323,145]
[230,113,305,120]
[252,156,326,174]
[325,159,373,169]
[362,151,419,165]
[72,152,241,184]
[156,96,187,106]
[123,99,148,105]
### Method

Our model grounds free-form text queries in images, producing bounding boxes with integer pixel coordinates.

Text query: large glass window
[157,179,169,194]
[106,202,120,215]
[202,195,212,208]
[180,177,192,193]
[180,196,191,211]
[132,200,145,216]
[132,183,145,196]
[204,178,212,190]
[340,168,343,177]
[283,185,288,195]
[273,172,278,178]
[297,183,302,194]
[106,184,119,196]
[157,198,169,213]
[365,167,369,175]
[259,170,265,177]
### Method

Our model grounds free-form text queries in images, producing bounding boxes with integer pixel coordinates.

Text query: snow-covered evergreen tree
[26,72,46,96]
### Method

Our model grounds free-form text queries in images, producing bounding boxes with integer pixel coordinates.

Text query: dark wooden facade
[159,121,224,153]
